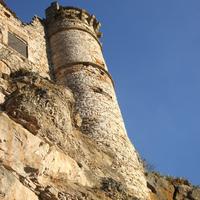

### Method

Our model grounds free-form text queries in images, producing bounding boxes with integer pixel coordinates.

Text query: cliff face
[0,70,146,200]
[1,70,200,200]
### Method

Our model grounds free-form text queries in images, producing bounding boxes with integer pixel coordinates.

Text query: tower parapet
[45,2,106,74]
[46,2,102,39]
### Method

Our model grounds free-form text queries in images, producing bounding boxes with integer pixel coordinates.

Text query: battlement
[45,2,102,39]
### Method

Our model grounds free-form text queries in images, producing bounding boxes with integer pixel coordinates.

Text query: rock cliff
[0,70,146,199]
[1,69,199,200]
[146,172,200,200]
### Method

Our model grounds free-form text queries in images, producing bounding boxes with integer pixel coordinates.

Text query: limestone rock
[4,70,74,144]
[0,72,142,199]
[146,172,200,200]
[0,60,10,75]
[0,111,90,185]
[0,166,38,200]
[189,188,200,200]
[0,92,4,104]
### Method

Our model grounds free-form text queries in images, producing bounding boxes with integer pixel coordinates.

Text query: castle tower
[45,2,149,199]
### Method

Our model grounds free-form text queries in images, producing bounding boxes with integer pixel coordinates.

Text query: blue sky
[6,0,200,185]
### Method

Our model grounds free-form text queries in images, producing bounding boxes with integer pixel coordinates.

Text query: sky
[5,0,200,185]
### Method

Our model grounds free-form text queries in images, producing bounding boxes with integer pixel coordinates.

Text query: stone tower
[1,2,200,199]
[45,2,149,199]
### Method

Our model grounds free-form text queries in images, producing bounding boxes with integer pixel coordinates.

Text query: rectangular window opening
[8,32,28,58]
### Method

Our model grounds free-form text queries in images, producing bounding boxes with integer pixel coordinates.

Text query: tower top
[45,2,102,38]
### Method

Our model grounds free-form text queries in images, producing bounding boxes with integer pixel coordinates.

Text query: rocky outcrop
[0,70,199,200]
[147,172,200,200]
[0,70,143,200]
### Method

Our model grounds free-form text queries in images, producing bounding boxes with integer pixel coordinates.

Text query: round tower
[45,2,149,199]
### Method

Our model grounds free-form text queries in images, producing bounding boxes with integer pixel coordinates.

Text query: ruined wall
[0,2,50,105]
[0,2,49,77]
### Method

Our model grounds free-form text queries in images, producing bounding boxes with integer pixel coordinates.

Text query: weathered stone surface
[147,172,200,200]
[0,111,89,186]
[0,72,142,199]
[0,2,50,78]
[0,60,10,75]
[0,111,140,199]
[50,30,106,69]
[0,77,8,105]
[0,91,4,104]
[174,185,191,200]
[146,172,175,200]
[4,71,74,143]
[0,166,38,200]
[189,188,200,200]
[45,3,149,199]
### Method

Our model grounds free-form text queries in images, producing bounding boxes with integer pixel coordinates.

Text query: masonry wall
[50,30,107,71]
[0,3,49,78]
[46,4,149,199]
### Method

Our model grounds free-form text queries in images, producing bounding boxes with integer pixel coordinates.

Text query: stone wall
[49,30,106,71]
[45,3,149,199]
[0,2,49,78]
[56,64,148,199]
[0,70,145,200]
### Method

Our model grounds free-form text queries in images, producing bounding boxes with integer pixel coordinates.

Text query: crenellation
[45,1,59,19]
[46,5,102,39]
